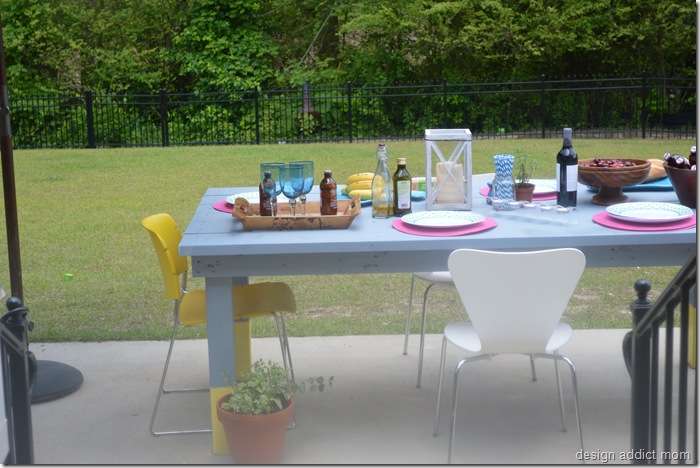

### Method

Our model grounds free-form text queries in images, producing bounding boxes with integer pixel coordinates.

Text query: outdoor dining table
[179,172,696,454]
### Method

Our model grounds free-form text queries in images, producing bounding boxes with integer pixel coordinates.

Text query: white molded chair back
[447,248,586,355]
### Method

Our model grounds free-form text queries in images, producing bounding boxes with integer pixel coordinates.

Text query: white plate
[530,179,557,195]
[401,211,485,228]
[226,192,288,204]
[606,202,694,224]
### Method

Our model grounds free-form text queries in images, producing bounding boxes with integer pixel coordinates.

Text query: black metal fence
[8,74,697,149]
[625,253,697,464]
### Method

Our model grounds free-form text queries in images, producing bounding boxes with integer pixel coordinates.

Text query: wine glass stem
[271,197,278,217]
[290,200,296,216]
[300,195,306,215]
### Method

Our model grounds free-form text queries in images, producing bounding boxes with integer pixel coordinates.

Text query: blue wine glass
[260,162,284,216]
[291,160,314,215]
[282,163,304,216]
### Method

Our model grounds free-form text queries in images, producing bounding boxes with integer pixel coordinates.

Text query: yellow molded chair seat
[142,213,297,436]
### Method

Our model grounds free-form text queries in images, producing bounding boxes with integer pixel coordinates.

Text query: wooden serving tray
[231,196,362,230]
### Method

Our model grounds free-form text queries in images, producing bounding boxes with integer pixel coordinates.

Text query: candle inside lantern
[435,162,464,204]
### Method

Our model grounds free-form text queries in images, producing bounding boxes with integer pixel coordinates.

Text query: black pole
[0,16,22,301]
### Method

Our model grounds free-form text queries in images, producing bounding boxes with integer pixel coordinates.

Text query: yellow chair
[142,213,297,436]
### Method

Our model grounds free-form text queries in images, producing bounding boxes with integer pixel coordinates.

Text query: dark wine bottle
[556,128,578,207]
[259,170,273,216]
[392,157,412,216]
[319,170,337,215]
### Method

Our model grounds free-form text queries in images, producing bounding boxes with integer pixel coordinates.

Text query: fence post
[630,279,654,462]
[540,74,546,139]
[443,78,448,128]
[85,90,95,148]
[254,89,260,145]
[641,71,647,139]
[347,82,352,143]
[159,89,169,147]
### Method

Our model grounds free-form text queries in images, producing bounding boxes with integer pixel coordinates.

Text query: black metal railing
[8,74,696,149]
[625,252,697,464]
[0,297,34,465]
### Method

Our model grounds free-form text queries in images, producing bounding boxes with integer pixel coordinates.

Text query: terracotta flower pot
[665,163,697,209]
[216,394,294,464]
[514,183,535,202]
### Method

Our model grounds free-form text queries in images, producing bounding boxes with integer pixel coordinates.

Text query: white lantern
[425,129,472,210]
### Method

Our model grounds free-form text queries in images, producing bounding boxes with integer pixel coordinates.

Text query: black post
[442,78,448,128]
[0,16,22,301]
[85,90,95,148]
[347,81,353,143]
[254,89,260,145]
[0,297,34,464]
[159,89,169,147]
[630,279,654,463]
[641,71,648,139]
[540,74,546,139]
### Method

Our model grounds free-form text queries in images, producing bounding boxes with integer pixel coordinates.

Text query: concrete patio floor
[28,329,646,464]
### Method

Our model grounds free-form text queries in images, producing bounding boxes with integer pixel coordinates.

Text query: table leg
[205,276,252,455]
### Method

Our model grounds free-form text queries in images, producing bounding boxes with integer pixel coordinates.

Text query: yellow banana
[346,180,372,193]
[348,189,372,201]
[345,172,374,184]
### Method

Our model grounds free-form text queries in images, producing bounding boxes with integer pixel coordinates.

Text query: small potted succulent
[216,359,333,464]
[512,149,538,201]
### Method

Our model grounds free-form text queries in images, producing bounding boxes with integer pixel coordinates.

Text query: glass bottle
[372,143,393,218]
[259,170,273,216]
[556,127,578,207]
[492,154,515,201]
[393,157,412,216]
[319,169,337,215]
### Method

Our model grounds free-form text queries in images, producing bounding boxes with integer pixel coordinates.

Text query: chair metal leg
[150,317,210,437]
[558,354,584,455]
[532,352,584,455]
[553,351,567,432]
[529,354,537,381]
[433,336,448,437]
[417,283,435,388]
[273,313,296,429]
[403,275,417,355]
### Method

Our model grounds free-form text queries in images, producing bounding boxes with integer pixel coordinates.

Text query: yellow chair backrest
[141,213,189,301]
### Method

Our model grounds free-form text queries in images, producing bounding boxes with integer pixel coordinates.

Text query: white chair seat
[413,271,453,283]
[444,322,573,355]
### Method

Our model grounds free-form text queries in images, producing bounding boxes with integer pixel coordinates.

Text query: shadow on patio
[29,329,653,464]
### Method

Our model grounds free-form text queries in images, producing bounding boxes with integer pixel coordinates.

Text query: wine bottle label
[556,163,578,191]
[565,165,578,191]
[396,180,411,209]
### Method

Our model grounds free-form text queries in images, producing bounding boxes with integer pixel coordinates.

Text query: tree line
[0,0,695,97]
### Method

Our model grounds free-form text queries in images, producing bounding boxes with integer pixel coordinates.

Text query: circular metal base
[30,360,83,404]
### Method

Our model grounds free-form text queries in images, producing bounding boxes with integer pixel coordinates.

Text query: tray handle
[231,197,253,220]
[345,195,362,216]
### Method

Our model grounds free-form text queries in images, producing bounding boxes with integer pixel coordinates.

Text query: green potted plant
[513,149,538,201]
[216,359,333,464]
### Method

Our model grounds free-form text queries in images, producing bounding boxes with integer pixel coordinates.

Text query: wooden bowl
[664,163,697,208]
[578,158,651,205]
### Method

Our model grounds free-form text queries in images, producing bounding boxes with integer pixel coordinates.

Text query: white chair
[433,248,585,464]
[403,272,455,388]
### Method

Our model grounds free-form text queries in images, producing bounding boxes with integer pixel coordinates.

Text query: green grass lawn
[0,138,692,342]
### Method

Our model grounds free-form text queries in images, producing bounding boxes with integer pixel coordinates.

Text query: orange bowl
[664,163,697,209]
[578,158,651,205]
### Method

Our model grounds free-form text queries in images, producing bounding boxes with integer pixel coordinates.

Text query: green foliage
[220,360,333,415]
[513,148,537,186]
[0,0,694,96]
